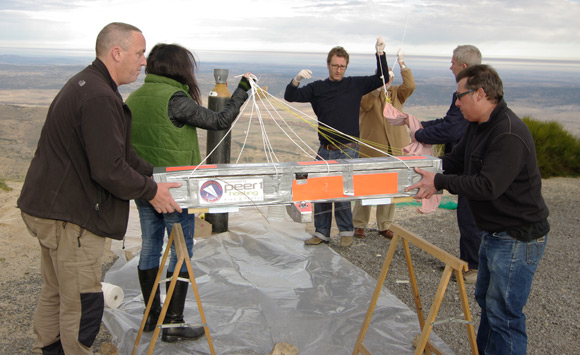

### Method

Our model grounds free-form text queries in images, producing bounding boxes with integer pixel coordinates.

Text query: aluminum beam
[153,155,441,221]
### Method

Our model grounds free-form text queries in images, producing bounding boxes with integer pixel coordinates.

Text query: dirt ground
[1,178,579,354]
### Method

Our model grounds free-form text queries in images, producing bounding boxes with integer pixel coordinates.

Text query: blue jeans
[135,199,195,273]
[313,144,357,240]
[475,231,547,355]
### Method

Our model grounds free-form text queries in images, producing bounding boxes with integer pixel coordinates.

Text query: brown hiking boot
[463,269,478,284]
[379,229,394,240]
[340,236,353,247]
[304,236,328,245]
[354,228,365,238]
[451,269,478,284]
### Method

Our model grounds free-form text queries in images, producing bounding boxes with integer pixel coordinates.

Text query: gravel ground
[1,177,578,354]
[329,177,580,354]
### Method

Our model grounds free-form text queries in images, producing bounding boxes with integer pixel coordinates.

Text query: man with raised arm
[353,49,415,241]
[284,37,389,248]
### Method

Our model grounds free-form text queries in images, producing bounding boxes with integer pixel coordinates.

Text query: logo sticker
[200,180,223,203]
[198,178,264,205]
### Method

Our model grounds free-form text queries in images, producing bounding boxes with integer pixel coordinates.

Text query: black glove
[237,76,251,92]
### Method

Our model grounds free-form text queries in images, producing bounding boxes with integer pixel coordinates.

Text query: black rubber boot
[137,267,162,332]
[41,339,64,355]
[161,271,205,343]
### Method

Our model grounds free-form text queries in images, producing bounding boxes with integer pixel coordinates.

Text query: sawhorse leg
[352,224,478,355]
[132,223,216,355]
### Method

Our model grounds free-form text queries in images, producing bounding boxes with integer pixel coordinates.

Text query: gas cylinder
[205,69,231,232]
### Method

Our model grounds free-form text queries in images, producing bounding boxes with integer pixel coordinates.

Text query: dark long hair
[145,43,201,104]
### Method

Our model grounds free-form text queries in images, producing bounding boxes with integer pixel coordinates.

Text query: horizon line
[0,47,579,64]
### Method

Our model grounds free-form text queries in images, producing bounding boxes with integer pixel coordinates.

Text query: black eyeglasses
[457,89,475,100]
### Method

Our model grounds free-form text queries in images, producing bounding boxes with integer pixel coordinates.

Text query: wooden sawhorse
[132,223,216,355]
[352,223,478,355]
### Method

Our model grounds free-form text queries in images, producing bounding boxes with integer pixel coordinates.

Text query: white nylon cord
[186,72,412,179]
[253,80,411,169]
[234,96,256,164]
[186,95,250,177]
[255,88,320,159]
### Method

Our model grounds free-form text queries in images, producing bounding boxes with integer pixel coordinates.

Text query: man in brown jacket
[18,22,181,354]
[353,50,415,239]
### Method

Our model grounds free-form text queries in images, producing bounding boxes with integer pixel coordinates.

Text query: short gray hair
[453,45,482,67]
[95,22,142,58]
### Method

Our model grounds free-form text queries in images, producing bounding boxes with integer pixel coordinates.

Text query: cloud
[0,0,579,59]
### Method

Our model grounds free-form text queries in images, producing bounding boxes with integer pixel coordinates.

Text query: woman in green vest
[126,43,253,342]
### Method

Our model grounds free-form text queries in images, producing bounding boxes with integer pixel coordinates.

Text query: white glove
[397,49,405,63]
[244,72,258,82]
[294,69,312,83]
[375,36,386,54]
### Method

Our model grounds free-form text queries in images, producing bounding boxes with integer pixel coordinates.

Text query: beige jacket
[358,67,415,157]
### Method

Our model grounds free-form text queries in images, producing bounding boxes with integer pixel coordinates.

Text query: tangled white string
[187,73,411,180]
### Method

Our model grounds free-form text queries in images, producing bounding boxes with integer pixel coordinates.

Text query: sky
[1,0,579,60]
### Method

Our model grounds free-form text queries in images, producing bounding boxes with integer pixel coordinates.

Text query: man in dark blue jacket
[413,45,483,283]
[284,38,388,248]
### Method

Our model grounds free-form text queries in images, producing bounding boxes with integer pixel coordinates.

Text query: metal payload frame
[153,155,441,223]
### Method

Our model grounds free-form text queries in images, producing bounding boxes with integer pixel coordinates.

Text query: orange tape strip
[397,156,427,160]
[292,176,344,201]
[353,173,398,195]
[164,165,218,172]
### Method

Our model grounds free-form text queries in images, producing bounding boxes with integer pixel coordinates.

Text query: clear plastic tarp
[103,206,452,354]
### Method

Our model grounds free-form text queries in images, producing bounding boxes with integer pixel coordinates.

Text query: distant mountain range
[0,53,578,136]
[0,54,91,65]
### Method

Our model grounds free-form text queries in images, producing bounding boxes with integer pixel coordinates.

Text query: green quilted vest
[127,74,201,167]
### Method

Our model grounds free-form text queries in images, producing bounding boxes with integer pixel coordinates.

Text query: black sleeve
[415,94,469,145]
[168,89,248,130]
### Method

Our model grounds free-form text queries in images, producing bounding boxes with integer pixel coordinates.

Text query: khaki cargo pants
[22,212,105,355]
[352,201,396,231]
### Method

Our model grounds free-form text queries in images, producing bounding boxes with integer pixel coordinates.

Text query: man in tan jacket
[353,50,415,239]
